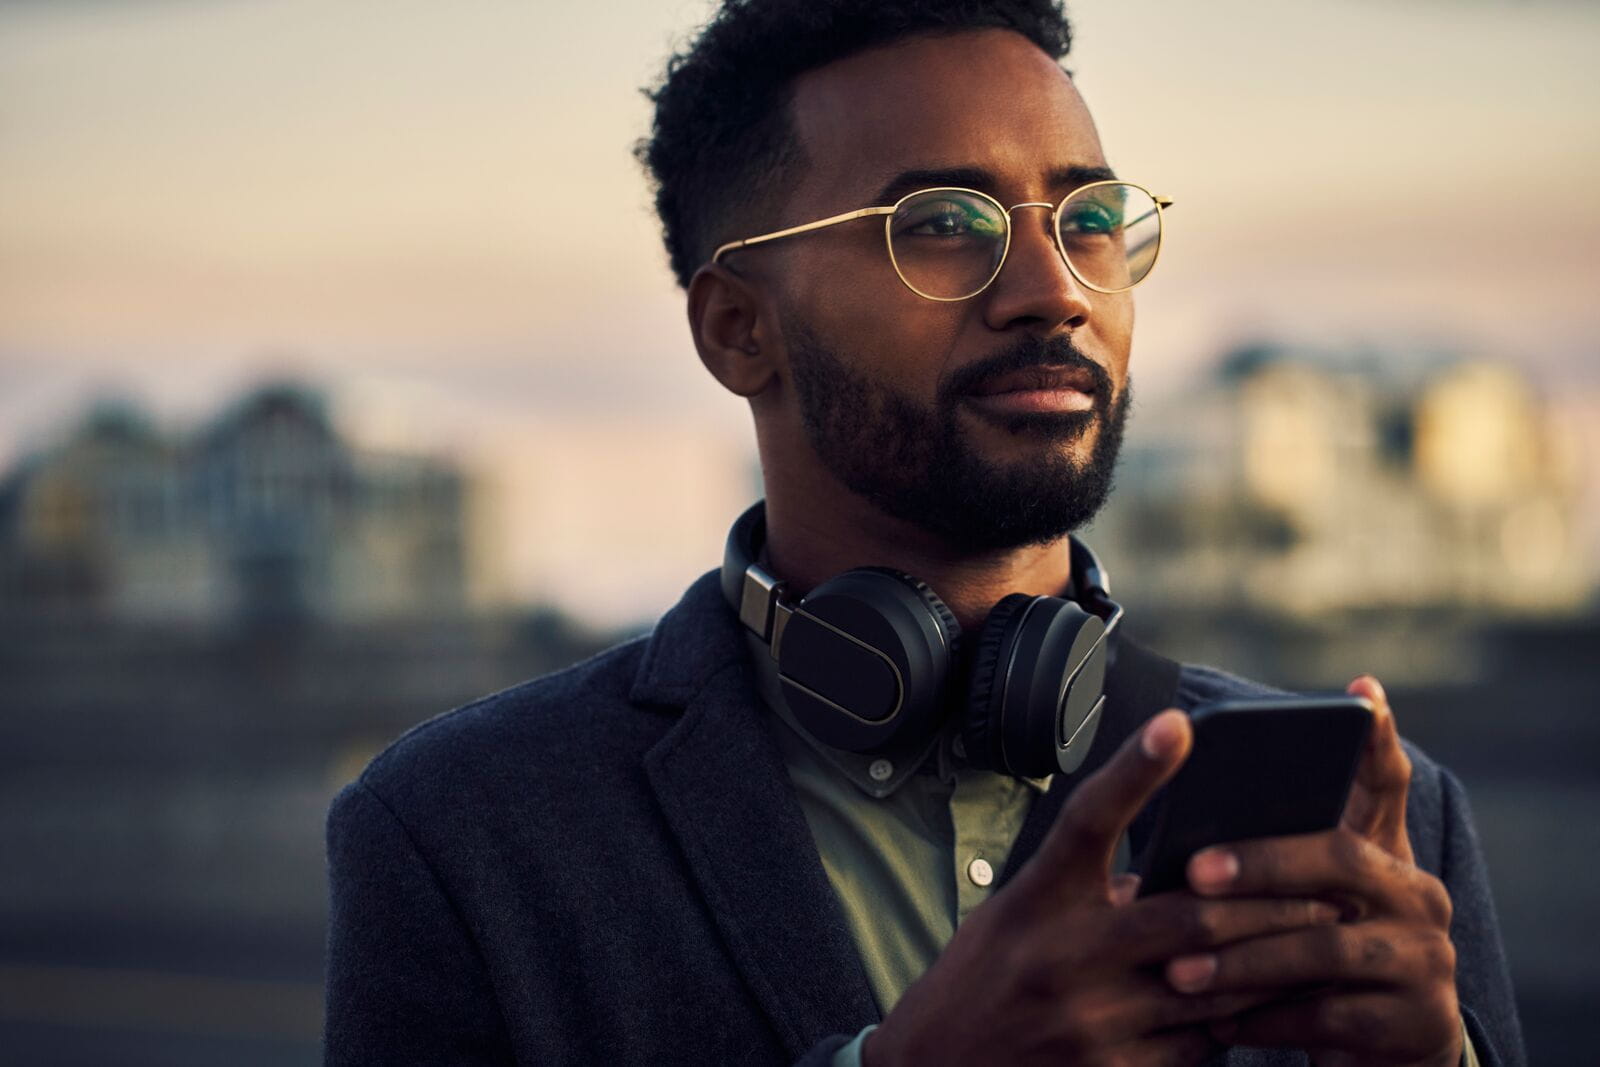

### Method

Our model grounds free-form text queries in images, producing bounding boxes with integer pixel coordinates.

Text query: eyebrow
[872,163,1119,205]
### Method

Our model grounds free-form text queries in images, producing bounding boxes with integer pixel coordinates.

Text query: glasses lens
[887,190,1008,299]
[1056,183,1162,291]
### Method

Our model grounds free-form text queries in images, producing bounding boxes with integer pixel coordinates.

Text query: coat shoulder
[349,634,669,817]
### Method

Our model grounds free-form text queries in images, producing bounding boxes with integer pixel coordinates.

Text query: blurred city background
[1,0,1596,1064]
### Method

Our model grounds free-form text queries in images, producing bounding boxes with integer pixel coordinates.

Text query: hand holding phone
[1136,696,1373,897]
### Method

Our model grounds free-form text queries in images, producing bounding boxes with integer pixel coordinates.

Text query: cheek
[782,247,968,399]
[1094,295,1135,383]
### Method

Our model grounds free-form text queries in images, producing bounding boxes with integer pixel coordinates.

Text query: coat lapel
[636,572,879,1058]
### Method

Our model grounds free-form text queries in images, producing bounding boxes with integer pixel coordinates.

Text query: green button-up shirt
[746,632,1479,1067]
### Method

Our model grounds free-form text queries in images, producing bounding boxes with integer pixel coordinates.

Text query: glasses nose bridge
[1002,200,1063,245]
[1003,200,1058,230]
[997,200,1068,276]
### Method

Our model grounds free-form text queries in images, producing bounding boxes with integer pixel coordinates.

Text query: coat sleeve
[1436,767,1527,1067]
[324,780,515,1066]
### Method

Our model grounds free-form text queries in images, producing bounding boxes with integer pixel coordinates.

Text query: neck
[761,490,1076,635]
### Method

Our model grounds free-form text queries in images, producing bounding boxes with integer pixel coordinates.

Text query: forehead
[787,28,1106,207]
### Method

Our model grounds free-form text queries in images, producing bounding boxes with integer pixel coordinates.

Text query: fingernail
[1349,674,1388,710]
[1168,954,1217,992]
[1108,872,1141,906]
[1189,847,1238,891]
[1142,711,1184,759]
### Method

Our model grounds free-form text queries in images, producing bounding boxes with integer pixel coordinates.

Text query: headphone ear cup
[776,567,961,752]
[961,593,1035,773]
[964,596,1108,778]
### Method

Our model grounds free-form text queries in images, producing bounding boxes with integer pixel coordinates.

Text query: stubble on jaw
[785,323,1131,554]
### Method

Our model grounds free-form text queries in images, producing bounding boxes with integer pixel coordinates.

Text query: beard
[786,325,1130,553]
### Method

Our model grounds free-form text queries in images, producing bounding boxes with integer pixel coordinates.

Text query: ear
[687,262,780,398]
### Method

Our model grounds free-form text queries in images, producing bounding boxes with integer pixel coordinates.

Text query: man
[324,2,1524,1064]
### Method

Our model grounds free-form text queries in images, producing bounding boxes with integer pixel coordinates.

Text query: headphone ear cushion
[961,593,1036,772]
[856,567,963,660]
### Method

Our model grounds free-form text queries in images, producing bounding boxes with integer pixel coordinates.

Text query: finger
[1210,989,1461,1063]
[1021,709,1191,900]
[1108,872,1142,907]
[1165,921,1454,995]
[1342,675,1414,862]
[1117,894,1341,962]
[1185,828,1447,924]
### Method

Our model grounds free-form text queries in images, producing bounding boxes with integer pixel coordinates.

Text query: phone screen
[1136,696,1373,897]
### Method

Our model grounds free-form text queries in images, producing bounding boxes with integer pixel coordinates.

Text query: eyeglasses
[712,180,1172,301]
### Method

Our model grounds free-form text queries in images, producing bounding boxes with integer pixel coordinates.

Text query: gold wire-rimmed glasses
[712,180,1172,301]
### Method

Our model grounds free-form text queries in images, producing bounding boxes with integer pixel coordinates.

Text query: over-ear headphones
[720,501,1124,779]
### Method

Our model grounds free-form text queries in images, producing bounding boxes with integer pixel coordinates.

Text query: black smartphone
[1135,696,1373,897]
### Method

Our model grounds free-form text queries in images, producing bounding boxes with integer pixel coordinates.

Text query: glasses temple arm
[713,206,895,263]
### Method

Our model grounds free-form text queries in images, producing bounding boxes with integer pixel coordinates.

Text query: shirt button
[868,758,893,782]
[967,857,994,887]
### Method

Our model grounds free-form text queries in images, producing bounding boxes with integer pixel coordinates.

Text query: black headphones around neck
[720,501,1124,779]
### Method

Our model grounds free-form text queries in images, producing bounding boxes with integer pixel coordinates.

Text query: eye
[910,207,971,236]
[1059,200,1123,236]
[894,196,1004,239]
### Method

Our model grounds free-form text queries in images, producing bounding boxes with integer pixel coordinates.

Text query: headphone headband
[721,502,783,640]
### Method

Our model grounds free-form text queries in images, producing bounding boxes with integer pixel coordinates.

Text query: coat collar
[636,570,880,1056]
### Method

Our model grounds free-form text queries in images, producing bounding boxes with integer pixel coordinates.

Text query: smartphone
[1135,696,1373,897]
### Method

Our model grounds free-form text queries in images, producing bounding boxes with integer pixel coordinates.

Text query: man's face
[762,28,1136,550]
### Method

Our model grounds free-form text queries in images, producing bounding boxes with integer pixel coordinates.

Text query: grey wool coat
[325,570,1525,1065]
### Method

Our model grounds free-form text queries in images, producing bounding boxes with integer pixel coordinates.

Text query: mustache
[939,335,1114,405]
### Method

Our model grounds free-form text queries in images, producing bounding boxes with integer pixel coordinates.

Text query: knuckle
[1422,876,1454,928]
[1328,997,1386,1047]
[1331,827,1368,870]
[1054,806,1104,856]
[1358,931,1398,974]
[1426,983,1461,1028]
[1423,932,1458,980]
[1326,926,1361,972]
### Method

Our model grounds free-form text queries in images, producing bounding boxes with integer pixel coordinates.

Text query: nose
[980,203,1093,332]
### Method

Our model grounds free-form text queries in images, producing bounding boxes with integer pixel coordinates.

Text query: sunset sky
[3,0,1597,620]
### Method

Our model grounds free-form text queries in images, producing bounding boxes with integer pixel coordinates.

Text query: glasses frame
[711,180,1173,301]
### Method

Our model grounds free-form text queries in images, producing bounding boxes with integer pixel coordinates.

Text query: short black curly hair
[638,0,1073,289]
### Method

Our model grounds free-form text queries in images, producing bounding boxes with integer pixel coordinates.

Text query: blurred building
[0,382,468,622]
[1095,342,1592,618]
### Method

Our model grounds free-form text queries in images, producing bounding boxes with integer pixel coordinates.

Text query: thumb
[1019,709,1191,903]
[1342,675,1414,862]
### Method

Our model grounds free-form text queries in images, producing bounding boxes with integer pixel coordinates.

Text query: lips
[966,365,1100,398]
